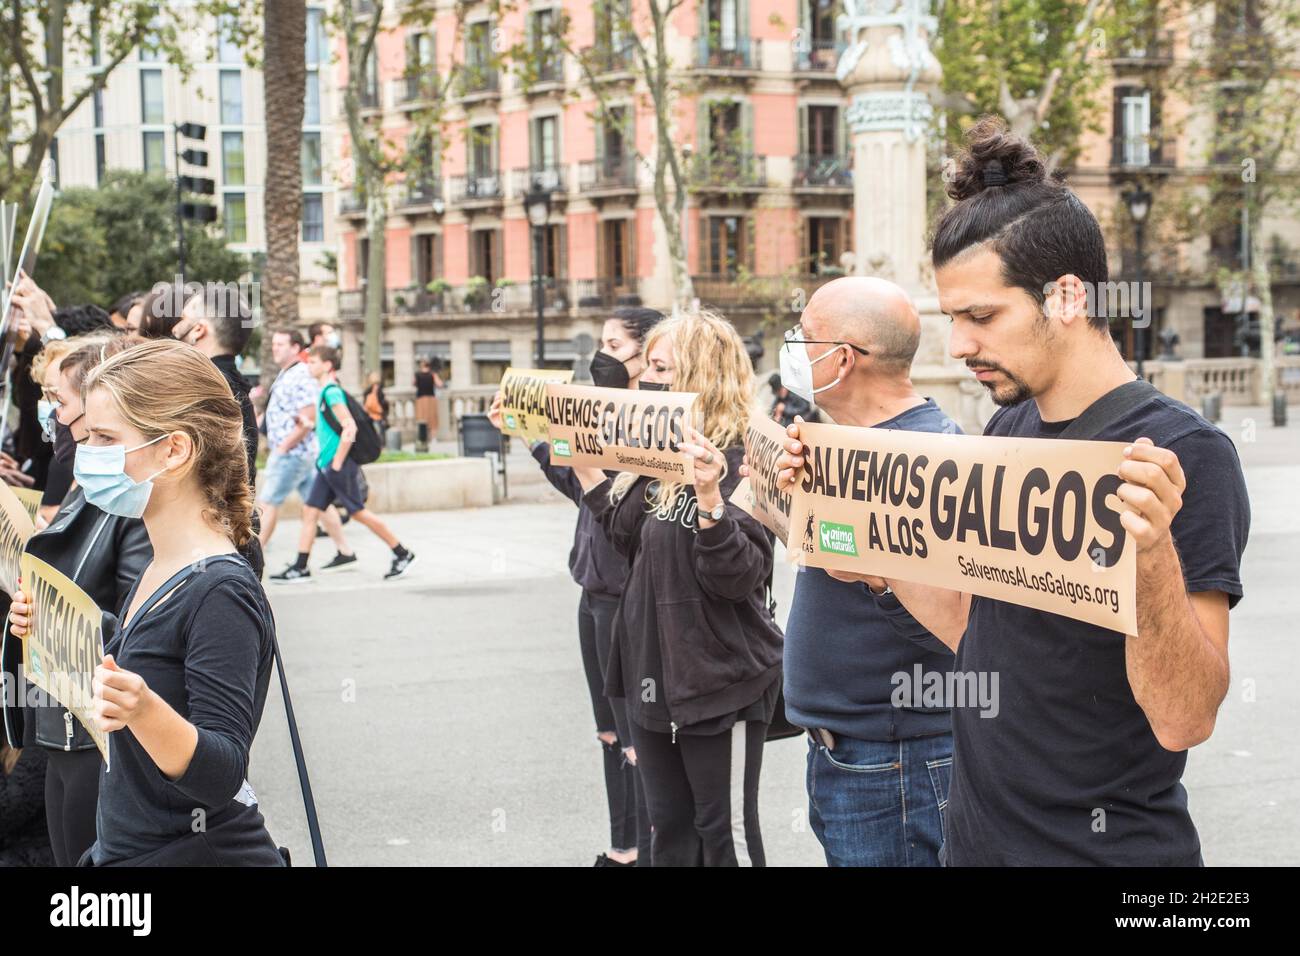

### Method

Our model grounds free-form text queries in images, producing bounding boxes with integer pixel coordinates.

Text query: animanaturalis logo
[504,414,517,430]
[553,439,572,457]
[818,520,858,557]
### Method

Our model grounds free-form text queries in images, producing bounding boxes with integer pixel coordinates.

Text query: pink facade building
[332,0,854,425]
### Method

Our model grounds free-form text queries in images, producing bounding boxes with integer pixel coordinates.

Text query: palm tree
[261,0,307,383]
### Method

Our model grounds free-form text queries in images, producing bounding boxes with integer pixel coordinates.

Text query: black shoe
[384,552,417,580]
[339,510,352,525]
[593,853,635,867]
[319,552,358,573]
[269,565,312,584]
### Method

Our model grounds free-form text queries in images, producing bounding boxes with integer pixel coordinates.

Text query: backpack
[320,384,382,465]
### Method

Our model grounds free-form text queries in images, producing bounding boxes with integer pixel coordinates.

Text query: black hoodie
[584,444,783,735]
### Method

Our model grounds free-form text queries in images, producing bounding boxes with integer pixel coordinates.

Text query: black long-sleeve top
[531,441,627,598]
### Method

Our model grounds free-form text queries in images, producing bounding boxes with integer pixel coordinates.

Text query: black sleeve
[691,447,773,603]
[871,587,953,656]
[530,441,584,506]
[583,477,650,558]
[41,455,74,508]
[239,393,259,482]
[1167,426,1250,608]
[168,579,268,807]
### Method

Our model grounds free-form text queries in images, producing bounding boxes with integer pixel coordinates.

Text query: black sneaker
[319,552,358,573]
[384,552,417,580]
[269,565,312,584]
[593,853,635,867]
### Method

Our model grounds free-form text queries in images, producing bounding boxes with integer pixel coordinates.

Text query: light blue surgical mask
[37,400,58,441]
[73,435,169,519]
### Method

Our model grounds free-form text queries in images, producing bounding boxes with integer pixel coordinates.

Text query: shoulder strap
[269,627,328,867]
[1057,379,1158,441]
[320,386,342,435]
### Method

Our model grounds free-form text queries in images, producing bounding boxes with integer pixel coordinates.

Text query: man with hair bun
[825,116,1250,866]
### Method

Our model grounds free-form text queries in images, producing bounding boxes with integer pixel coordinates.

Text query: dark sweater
[782,398,959,742]
[91,556,274,864]
[531,441,626,597]
[212,354,258,484]
[584,444,784,733]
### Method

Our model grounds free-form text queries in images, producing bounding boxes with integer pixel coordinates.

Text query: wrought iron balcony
[577,154,638,191]
[689,151,767,190]
[449,172,503,203]
[695,35,759,71]
[794,153,852,188]
[509,165,567,197]
[795,39,843,73]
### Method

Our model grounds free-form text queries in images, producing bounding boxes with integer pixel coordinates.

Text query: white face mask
[780,329,844,404]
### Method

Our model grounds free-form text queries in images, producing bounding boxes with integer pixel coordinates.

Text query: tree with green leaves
[1167,0,1300,408]
[333,0,475,379]
[0,0,246,201]
[34,170,250,320]
[934,0,1150,170]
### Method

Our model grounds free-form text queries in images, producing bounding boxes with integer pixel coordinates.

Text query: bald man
[775,277,962,867]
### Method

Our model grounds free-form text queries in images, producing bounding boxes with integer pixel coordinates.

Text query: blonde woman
[10,339,283,865]
[566,310,784,867]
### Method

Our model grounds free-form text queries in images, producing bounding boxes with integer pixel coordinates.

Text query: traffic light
[174,123,217,280]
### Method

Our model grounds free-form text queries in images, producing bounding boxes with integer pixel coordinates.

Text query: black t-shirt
[91,555,274,864]
[945,393,1249,866]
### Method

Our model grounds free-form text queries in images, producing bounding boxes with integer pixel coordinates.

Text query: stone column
[838,0,991,432]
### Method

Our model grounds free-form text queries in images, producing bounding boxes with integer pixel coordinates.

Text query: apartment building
[331,0,854,402]
[48,4,340,324]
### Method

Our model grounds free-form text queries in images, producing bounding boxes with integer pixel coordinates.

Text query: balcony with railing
[691,273,835,309]
[357,87,381,111]
[582,43,634,77]
[1111,30,1175,67]
[508,165,568,198]
[445,277,569,314]
[794,153,852,190]
[398,178,443,211]
[339,191,367,219]
[796,39,844,73]
[572,277,642,309]
[397,74,442,107]
[339,287,387,318]
[1110,134,1177,171]
[389,284,451,315]
[577,154,638,193]
[696,35,760,72]
[457,63,500,100]
[689,151,767,191]
[532,55,564,87]
[449,171,504,205]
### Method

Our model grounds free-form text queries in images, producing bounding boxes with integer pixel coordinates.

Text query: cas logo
[818,520,858,557]
[801,508,817,554]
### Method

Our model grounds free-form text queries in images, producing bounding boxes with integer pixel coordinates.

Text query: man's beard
[967,360,1034,407]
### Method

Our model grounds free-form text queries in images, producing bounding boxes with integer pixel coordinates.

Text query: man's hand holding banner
[782,419,1138,634]
[543,382,700,483]
[734,414,793,546]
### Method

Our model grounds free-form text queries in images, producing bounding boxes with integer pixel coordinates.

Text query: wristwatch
[702,501,726,522]
[41,327,67,345]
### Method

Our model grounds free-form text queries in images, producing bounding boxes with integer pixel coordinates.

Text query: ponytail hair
[83,339,254,548]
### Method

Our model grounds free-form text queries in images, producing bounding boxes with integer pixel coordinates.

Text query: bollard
[385,428,402,452]
[416,421,429,453]
[1201,392,1221,424]
[1274,392,1288,428]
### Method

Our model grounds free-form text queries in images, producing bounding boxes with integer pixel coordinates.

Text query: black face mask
[639,381,671,392]
[52,417,79,466]
[589,350,631,389]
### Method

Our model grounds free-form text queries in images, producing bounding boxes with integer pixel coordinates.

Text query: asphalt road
[251,407,1298,866]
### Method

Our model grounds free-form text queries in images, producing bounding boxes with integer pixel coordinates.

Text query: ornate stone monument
[838,0,991,432]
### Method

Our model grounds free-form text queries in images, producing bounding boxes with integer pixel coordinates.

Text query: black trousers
[578,590,651,858]
[629,719,767,867]
[45,748,100,867]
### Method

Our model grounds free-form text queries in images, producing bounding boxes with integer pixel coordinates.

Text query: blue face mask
[37,400,58,441]
[73,435,169,519]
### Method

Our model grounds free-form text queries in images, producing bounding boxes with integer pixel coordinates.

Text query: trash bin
[1202,392,1222,424]
[459,414,508,498]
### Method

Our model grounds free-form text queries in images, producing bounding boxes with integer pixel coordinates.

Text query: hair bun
[947,115,1048,201]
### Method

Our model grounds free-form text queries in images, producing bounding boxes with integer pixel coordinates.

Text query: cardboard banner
[0,481,35,595]
[498,367,574,442]
[787,422,1138,634]
[18,553,110,763]
[9,485,42,525]
[735,413,793,545]
[544,382,700,483]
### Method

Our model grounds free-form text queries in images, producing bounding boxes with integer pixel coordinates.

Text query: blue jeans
[806,732,952,867]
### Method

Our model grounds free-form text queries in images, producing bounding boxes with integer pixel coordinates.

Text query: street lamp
[1123,184,1153,379]
[526,187,553,366]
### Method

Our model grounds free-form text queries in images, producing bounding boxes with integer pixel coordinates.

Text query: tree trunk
[261,0,307,385]
[1251,228,1276,408]
[363,189,387,381]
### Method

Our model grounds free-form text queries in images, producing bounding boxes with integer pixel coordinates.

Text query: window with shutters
[806,217,842,274]
[601,219,633,287]
[807,105,838,156]
[707,216,746,276]
[1121,91,1150,166]
[471,229,499,283]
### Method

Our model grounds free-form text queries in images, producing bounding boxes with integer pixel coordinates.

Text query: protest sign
[18,553,109,763]
[0,481,35,595]
[498,367,574,442]
[736,414,793,545]
[787,422,1138,634]
[9,485,41,525]
[544,382,699,482]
